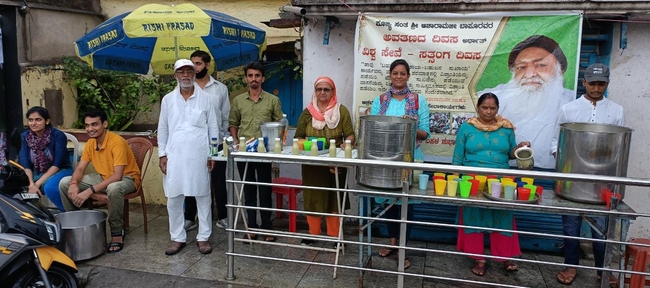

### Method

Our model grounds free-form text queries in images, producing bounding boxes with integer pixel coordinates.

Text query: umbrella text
[222,27,256,40]
[105,59,142,69]
[87,29,119,50]
[141,22,195,32]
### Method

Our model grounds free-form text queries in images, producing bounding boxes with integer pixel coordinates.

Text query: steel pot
[55,210,107,261]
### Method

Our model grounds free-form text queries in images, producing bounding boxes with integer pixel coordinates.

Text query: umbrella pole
[174,37,179,60]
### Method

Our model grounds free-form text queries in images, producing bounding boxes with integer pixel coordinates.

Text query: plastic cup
[418,174,429,190]
[316,141,324,150]
[469,179,480,196]
[453,178,462,183]
[501,178,515,185]
[297,139,305,150]
[516,181,527,187]
[433,176,445,181]
[521,177,534,185]
[434,179,447,196]
[487,179,499,194]
[474,175,487,192]
[447,180,458,197]
[434,172,446,178]
[524,185,537,200]
[501,176,516,181]
[491,182,502,198]
[504,185,516,200]
[447,175,457,183]
[459,181,471,198]
[303,140,312,151]
[517,187,531,201]
[486,175,499,179]
[461,175,474,181]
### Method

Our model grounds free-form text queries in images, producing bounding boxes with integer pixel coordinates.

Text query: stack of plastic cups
[434,172,446,179]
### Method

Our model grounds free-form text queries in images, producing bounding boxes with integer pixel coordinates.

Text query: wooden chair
[91,137,153,234]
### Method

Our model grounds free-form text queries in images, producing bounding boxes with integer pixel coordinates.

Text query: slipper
[107,230,125,253]
[264,236,277,242]
[557,269,577,285]
[503,260,518,272]
[242,234,258,242]
[472,260,486,276]
[597,274,619,288]
[403,258,411,270]
[378,247,396,257]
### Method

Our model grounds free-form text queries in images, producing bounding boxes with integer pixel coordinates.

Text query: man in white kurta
[158,59,219,255]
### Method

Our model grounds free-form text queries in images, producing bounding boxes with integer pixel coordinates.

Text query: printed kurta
[157,84,219,198]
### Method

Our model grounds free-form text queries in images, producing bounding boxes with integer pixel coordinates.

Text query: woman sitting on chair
[18,106,73,211]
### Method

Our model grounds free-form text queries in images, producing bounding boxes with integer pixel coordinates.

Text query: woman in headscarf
[371,59,430,270]
[19,106,73,211]
[295,76,355,247]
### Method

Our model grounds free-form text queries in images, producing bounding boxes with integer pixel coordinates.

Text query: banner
[354,13,582,168]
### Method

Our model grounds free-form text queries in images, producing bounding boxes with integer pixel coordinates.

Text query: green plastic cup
[459,181,472,198]
[524,185,537,200]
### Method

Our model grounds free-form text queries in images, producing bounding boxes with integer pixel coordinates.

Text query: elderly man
[552,63,624,286]
[158,59,219,255]
[229,62,283,242]
[478,35,575,169]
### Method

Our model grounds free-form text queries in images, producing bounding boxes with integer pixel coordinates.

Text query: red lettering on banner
[381,47,402,58]
[362,47,377,61]
[456,51,482,60]
[418,50,451,64]
[432,35,459,44]
[383,34,428,43]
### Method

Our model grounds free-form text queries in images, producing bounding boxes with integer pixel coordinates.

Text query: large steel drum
[356,115,416,189]
[555,122,632,204]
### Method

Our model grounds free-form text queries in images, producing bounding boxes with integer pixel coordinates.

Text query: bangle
[90,186,96,193]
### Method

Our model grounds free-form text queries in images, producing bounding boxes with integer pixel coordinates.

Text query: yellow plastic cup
[474,175,487,192]
[447,180,458,197]
[434,172,446,179]
[487,179,499,194]
[434,179,447,196]
[501,178,515,185]
[447,175,457,183]
[521,177,534,186]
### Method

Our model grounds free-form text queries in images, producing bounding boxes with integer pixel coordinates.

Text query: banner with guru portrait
[353,12,581,167]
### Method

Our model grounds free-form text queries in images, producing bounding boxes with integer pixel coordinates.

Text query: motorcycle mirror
[9,128,22,150]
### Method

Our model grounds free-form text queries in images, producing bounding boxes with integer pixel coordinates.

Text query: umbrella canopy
[75,3,266,74]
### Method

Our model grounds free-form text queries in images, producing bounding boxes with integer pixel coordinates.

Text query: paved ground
[75,204,617,288]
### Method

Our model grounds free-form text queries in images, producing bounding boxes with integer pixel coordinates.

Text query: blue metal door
[262,62,303,126]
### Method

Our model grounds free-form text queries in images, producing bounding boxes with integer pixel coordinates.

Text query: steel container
[55,210,107,261]
[259,122,286,150]
[356,115,416,189]
[555,122,632,204]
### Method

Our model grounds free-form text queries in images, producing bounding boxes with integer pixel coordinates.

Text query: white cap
[173,59,195,71]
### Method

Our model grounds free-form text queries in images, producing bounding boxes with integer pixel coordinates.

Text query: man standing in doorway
[183,50,231,231]
[229,62,283,242]
[552,63,624,286]
[158,59,219,255]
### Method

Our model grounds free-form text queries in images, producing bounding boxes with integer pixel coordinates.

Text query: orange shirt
[81,131,141,189]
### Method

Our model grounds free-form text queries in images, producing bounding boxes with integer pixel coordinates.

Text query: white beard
[499,68,566,122]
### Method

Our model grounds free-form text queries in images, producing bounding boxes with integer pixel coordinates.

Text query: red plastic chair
[624,238,650,287]
[272,177,303,233]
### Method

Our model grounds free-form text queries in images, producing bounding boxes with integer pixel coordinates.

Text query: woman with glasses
[370,59,430,270]
[294,76,355,247]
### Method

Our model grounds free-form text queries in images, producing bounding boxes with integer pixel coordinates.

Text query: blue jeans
[35,168,73,211]
[562,215,606,275]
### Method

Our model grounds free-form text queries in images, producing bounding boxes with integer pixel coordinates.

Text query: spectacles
[315,88,332,93]
[175,69,196,75]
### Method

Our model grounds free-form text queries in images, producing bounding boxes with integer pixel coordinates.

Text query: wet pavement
[77,204,615,288]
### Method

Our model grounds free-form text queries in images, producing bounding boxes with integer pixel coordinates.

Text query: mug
[515,146,535,170]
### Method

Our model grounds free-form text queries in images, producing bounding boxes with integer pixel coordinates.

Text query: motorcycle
[0,129,79,288]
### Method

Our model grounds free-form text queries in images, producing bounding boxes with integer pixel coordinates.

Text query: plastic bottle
[239,137,246,152]
[329,139,337,157]
[291,138,299,155]
[274,137,282,154]
[257,137,266,153]
[344,139,352,158]
[310,139,318,156]
[210,138,219,156]
[222,137,229,157]
[279,114,289,146]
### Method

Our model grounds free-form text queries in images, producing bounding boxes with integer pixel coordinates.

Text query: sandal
[597,274,619,288]
[106,230,125,253]
[378,247,396,257]
[403,258,411,270]
[557,269,577,285]
[472,260,486,276]
[264,236,277,242]
[242,234,258,242]
[504,260,518,272]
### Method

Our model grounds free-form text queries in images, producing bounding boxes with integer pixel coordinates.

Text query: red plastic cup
[517,187,531,201]
[469,179,480,196]
[486,175,499,179]
[465,173,477,177]
[433,176,445,181]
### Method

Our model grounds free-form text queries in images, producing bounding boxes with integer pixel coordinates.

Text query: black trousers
[185,157,228,221]
[237,162,273,229]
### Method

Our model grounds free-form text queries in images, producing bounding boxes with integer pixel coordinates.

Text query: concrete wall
[609,22,650,238]
[21,67,78,128]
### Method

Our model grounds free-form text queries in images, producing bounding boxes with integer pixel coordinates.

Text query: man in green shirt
[229,62,283,241]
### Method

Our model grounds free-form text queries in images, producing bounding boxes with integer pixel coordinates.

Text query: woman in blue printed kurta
[371,59,430,270]
[452,93,529,276]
